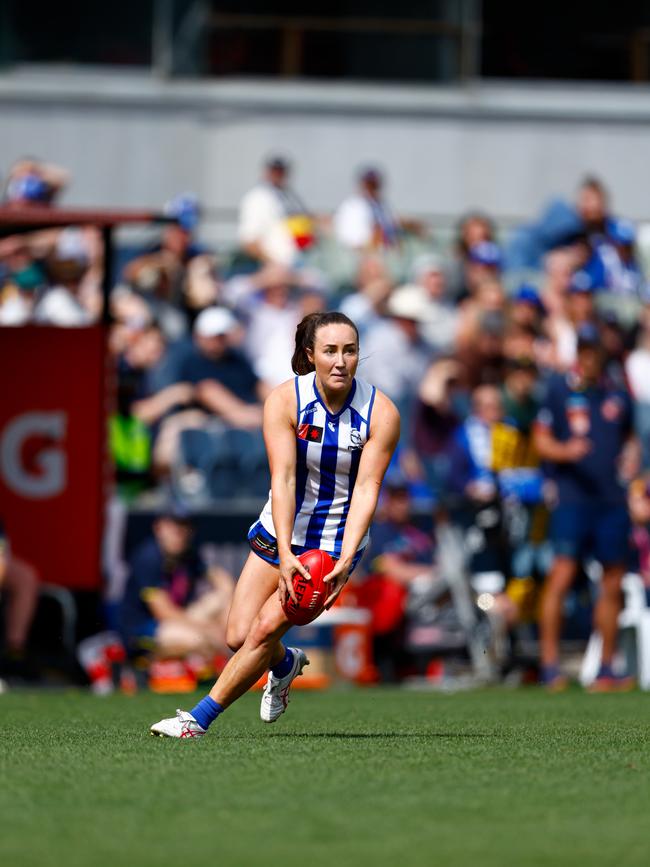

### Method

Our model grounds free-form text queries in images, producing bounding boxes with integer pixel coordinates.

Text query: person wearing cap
[118,508,234,667]
[237,155,312,266]
[3,157,70,208]
[543,271,598,372]
[150,306,266,474]
[511,284,545,330]
[594,217,645,298]
[123,193,216,333]
[534,321,639,691]
[462,241,503,299]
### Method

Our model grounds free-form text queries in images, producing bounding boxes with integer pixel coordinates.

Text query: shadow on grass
[220,731,492,740]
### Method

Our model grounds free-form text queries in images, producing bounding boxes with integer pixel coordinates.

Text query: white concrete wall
[3,70,650,244]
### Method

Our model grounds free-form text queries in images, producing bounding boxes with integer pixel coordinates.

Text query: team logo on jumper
[348,429,364,450]
[566,396,590,436]
[297,423,323,443]
[601,396,622,422]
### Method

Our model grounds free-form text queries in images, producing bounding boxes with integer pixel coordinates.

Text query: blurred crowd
[3,154,650,690]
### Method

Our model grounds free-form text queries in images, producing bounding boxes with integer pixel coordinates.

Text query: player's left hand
[323,558,352,610]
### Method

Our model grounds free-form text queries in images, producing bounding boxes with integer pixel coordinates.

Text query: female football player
[151,311,400,737]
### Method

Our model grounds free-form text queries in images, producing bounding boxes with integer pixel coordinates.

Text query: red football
[282,549,335,626]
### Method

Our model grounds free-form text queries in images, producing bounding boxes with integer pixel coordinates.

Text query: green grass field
[1,686,648,867]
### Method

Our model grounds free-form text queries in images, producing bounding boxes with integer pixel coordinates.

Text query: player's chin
[328,373,351,388]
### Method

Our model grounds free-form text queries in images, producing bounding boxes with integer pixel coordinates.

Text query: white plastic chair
[579,572,650,690]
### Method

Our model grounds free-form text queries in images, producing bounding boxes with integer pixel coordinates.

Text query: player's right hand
[277,552,311,606]
[564,437,591,461]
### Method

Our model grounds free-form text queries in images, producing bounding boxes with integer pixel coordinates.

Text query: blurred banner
[0,326,107,590]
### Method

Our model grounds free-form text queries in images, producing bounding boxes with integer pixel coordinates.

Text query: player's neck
[316,377,352,415]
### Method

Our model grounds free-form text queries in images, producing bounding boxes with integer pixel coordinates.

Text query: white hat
[194,306,237,337]
[386,284,432,323]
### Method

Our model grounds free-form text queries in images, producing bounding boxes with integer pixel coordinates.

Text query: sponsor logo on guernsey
[250,531,278,557]
[297,424,323,443]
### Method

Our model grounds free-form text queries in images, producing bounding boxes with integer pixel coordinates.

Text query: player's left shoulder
[368,389,400,438]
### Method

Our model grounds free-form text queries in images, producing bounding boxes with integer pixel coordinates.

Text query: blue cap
[608,218,635,246]
[159,501,193,524]
[569,270,594,294]
[6,173,50,203]
[514,283,545,310]
[576,321,600,347]
[469,241,501,268]
[164,193,200,232]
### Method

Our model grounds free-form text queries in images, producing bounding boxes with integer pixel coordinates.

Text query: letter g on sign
[0,412,67,498]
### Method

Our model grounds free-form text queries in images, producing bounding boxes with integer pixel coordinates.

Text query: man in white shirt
[237,156,311,267]
[334,167,400,250]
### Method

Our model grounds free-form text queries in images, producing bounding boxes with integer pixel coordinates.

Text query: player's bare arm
[263,380,310,603]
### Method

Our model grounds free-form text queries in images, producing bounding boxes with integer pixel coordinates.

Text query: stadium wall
[2,70,650,244]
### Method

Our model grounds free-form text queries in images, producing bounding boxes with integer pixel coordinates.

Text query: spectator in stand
[237,156,313,267]
[544,273,597,371]
[410,358,467,500]
[456,275,506,351]
[224,263,302,389]
[447,386,515,611]
[407,254,458,353]
[338,254,393,337]
[151,306,266,474]
[625,303,650,469]
[455,279,507,390]
[460,241,503,301]
[507,175,628,273]
[119,507,234,664]
[0,235,48,324]
[510,284,546,332]
[123,194,216,339]
[534,322,639,691]
[501,357,540,437]
[448,211,496,299]
[0,522,40,681]
[628,475,650,605]
[335,166,400,250]
[596,218,645,298]
[356,477,436,682]
[334,166,423,251]
[361,284,432,425]
[3,157,69,208]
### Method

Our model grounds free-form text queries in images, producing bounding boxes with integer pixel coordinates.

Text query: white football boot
[260,647,310,723]
[150,709,207,739]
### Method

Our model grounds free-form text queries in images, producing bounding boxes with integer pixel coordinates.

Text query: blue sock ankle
[271,646,294,678]
[597,663,614,679]
[541,664,559,684]
[190,696,224,730]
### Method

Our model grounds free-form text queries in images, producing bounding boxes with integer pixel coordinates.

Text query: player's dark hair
[291,312,359,375]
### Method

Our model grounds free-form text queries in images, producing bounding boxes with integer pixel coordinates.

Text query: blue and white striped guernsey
[257,371,377,557]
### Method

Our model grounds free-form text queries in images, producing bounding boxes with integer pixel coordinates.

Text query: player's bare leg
[224,553,286,669]
[539,556,576,689]
[209,594,291,708]
[151,560,305,737]
[588,564,634,691]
